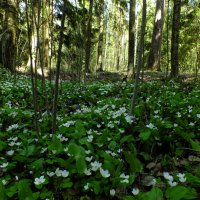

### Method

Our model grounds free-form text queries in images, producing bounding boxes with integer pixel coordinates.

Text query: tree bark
[130,0,146,115]
[0,0,17,72]
[127,0,136,80]
[147,0,165,71]
[171,0,181,77]
[52,0,67,134]
[84,0,94,74]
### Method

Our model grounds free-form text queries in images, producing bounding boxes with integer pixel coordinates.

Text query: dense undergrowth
[0,68,200,200]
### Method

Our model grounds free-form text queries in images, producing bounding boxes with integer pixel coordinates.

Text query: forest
[0,0,200,199]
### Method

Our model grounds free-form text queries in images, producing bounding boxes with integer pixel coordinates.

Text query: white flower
[110,189,116,196]
[174,123,178,127]
[84,168,92,176]
[189,122,195,126]
[0,162,8,168]
[34,176,45,185]
[132,188,139,195]
[84,183,89,190]
[2,179,7,185]
[125,115,133,124]
[8,141,15,146]
[100,168,110,178]
[177,112,181,118]
[47,171,55,177]
[91,161,102,171]
[61,170,69,178]
[6,124,19,131]
[87,135,93,143]
[163,172,173,181]
[6,150,14,156]
[85,156,93,162]
[120,173,129,179]
[146,123,155,129]
[121,179,129,183]
[168,180,177,186]
[177,173,186,183]
[196,114,200,118]
[55,168,62,177]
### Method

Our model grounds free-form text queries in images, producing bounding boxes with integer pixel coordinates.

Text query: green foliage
[0,69,200,199]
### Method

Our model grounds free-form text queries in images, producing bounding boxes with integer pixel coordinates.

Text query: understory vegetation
[0,68,200,200]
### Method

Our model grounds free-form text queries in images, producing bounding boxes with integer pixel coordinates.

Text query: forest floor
[0,67,200,199]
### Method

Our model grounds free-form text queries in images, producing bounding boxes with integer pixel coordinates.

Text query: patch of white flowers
[120,173,129,183]
[34,176,46,185]
[6,124,19,131]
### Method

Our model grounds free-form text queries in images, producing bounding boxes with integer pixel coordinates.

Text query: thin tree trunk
[130,0,146,115]
[25,0,39,135]
[52,0,67,134]
[127,0,136,80]
[147,0,165,71]
[166,0,170,77]
[171,0,181,77]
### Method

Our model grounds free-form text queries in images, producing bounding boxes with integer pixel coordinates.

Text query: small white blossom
[6,150,14,156]
[189,122,195,126]
[110,189,116,196]
[91,161,102,171]
[47,171,55,177]
[34,176,45,185]
[2,179,7,185]
[196,114,200,118]
[100,168,110,178]
[132,188,139,195]
[87,135,93,143]
[163,172,173,181]
[174,123,178,127]
[85,156,93,162]
[0,162,8,168]
[61,170,69,178]
[84,168,92,176]
[168,180,177,186]
[177,173,186,183]
[146,123,155,129]
[84,183,89,190]
[177,112,181,118]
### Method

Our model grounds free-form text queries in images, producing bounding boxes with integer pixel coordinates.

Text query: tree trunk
[130,0,146,115]
[171,0,181,77]
[96,0,104,72]
[52,0,67,134]
[127,0,136,80]
[0,0,17,72]
[84,0,94,74]
[147,0,165,71]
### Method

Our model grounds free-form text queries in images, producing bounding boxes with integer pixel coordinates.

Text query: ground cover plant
[0,68,200,200]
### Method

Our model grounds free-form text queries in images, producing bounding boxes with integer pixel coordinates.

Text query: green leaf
[6,184,18,198]
[186,173,200,185]
[61,179,73,188]
[68,143,85,158]
[76,155,86,173]
[48,136,63,152]
[165,186,197,200]
[0,141,7,151]
[0,182,6,200]
[124,151,143,172]
[18,179,33,200]
[140,187,163,200]
[190,139,200,151]
[123,196,136,200]
[30,158,44,171]
[139,130,151,141]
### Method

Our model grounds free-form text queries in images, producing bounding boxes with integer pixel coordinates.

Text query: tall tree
[171,0,181,77]
[0,0,17,71]
[127,0,136,80]
[147,0,165,71]
[84,0,94,74]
